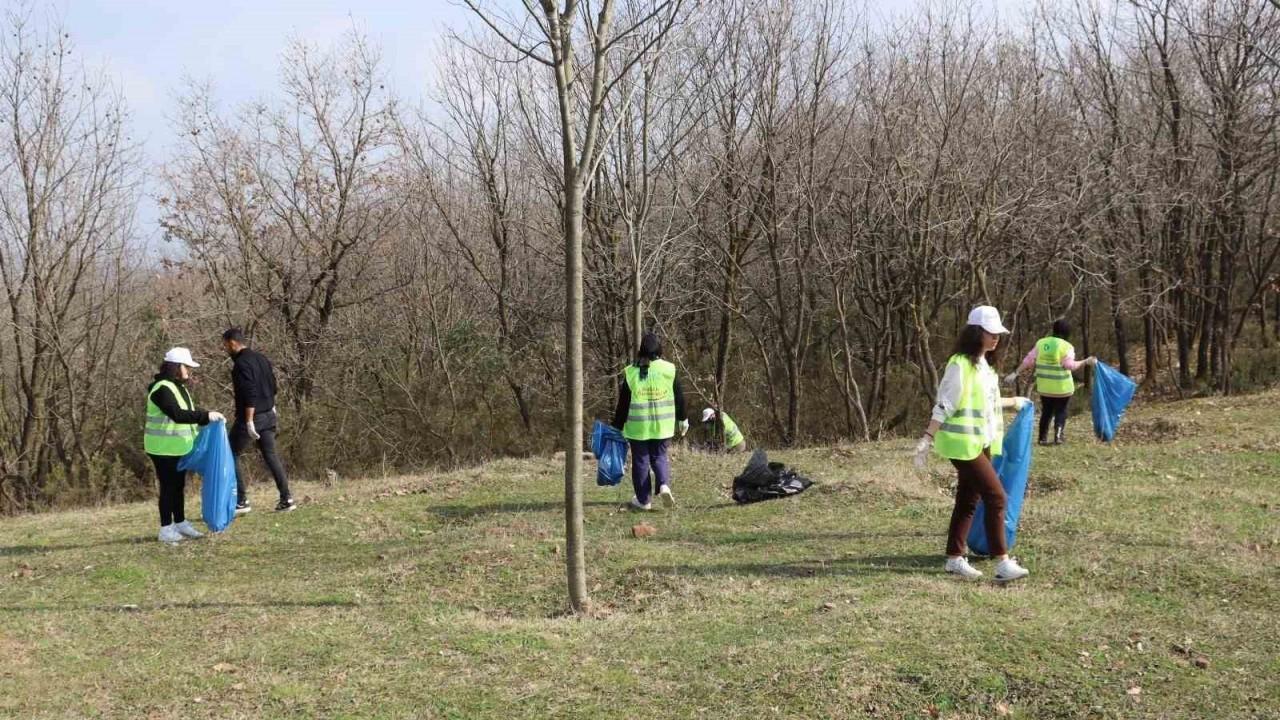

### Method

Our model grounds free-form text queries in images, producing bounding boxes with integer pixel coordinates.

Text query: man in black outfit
[222,328,295,513]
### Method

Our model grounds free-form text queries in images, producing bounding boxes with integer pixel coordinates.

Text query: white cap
[966,305,1009,335]
[701,408,716,423]
[163,347,200,368]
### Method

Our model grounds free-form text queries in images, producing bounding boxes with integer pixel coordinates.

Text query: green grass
[2,392,1278,719]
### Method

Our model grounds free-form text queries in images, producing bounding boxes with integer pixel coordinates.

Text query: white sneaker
[174,520,204,539]
[994,557,1030,583]
[944,556,983,580]
[158,525,183,544]
[628,497,653,511]
[658,485,676,509]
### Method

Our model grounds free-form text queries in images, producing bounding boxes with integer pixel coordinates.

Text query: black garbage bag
[732,449,813,505]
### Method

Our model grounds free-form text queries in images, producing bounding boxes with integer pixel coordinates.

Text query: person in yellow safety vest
[912,306,1031,583]
[700,407,747,453]
[144,347,225,544]
[612,333,688,511]
[1004,319,1097,446]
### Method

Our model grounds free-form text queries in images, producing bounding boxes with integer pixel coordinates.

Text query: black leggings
[149,454,187,527]
[1039,396,1071,441]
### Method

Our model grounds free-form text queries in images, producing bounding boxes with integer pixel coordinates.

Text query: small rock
[821,602,836,611]
[995,702,1012,717]
[120,604,139,612]
[1127,686,1142,697]
[1193,656,1210,669]
[631,523,657,539]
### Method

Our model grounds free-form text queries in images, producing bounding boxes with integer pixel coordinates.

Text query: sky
[57,0,479,250]
[50,0,1032,250]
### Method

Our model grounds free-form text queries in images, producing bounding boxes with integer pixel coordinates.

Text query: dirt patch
[1028,471,1079,495]
[1116,417,1197,443]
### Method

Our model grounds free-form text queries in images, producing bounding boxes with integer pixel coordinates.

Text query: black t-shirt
[230,348,279,422]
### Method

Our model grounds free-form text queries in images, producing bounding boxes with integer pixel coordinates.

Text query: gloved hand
[246,420,261,440]
[913,435,932,470]
[207,411,225,423]
[679,419,690,437]
[1003,372,1018,386]
[1087,357,1099,367]
[1013,396,1031,410]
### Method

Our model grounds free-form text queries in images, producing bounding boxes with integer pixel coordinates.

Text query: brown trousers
[947,449,1008,557]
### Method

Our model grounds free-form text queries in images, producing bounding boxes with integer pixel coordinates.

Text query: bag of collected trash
[967,403,1034,555]
[732,449,813,505]
[591,420,627,487]
[1091,360,1137,442]
[178,420,238,533]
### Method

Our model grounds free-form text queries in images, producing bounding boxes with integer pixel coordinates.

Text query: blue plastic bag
[178,420,238,532]
[590,420,627,487]
[967,403,1035,555]
[1091,361,1137,442]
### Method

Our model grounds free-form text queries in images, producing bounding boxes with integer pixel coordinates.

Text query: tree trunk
[1108,262,1130,377]
[631,262,643,356]
[563,182,588,613]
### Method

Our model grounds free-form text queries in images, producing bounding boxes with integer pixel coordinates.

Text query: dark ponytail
[636,333,662,379]
[1051,319,1071,341]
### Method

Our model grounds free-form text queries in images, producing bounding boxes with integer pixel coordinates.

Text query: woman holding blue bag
[913,307,1031,583]
[144,348,224,544]
[612,333,688,511]
[1005,320,1097,446]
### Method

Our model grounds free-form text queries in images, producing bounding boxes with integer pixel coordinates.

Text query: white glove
[679,419,690,437]
[207,411,225,423]
[1003,372,1018,386]
[1013,396,1031,410]
[246,420,261,440]
[1087,357,1099,367]
[913,435,932,470]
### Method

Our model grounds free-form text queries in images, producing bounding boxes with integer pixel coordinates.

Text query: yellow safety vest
[720,412,744,449]
[143,380,198,456]
[1035,337,1076,396]
[933,355,1003,461]
[623,360,677,441]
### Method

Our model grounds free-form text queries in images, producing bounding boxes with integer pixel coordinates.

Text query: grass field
[1,391,1278,719]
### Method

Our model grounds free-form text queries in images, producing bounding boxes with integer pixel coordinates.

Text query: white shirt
[932,356,1004,449]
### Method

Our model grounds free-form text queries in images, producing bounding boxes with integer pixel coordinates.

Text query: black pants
[1039,395,1071,441]
[232,421,291,504]
[149,454,187,527]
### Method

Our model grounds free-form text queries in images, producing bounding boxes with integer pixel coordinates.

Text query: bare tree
[162,32,404,464]
[463,0,688,613]
[0,8,141,510]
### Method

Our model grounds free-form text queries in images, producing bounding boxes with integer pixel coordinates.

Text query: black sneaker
[235,503,252,515]
[275,497,297,513]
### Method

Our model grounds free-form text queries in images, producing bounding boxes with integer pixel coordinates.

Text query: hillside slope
[1,393,1278,719]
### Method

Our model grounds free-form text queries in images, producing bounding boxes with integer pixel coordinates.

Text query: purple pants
[630,439,671,505]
